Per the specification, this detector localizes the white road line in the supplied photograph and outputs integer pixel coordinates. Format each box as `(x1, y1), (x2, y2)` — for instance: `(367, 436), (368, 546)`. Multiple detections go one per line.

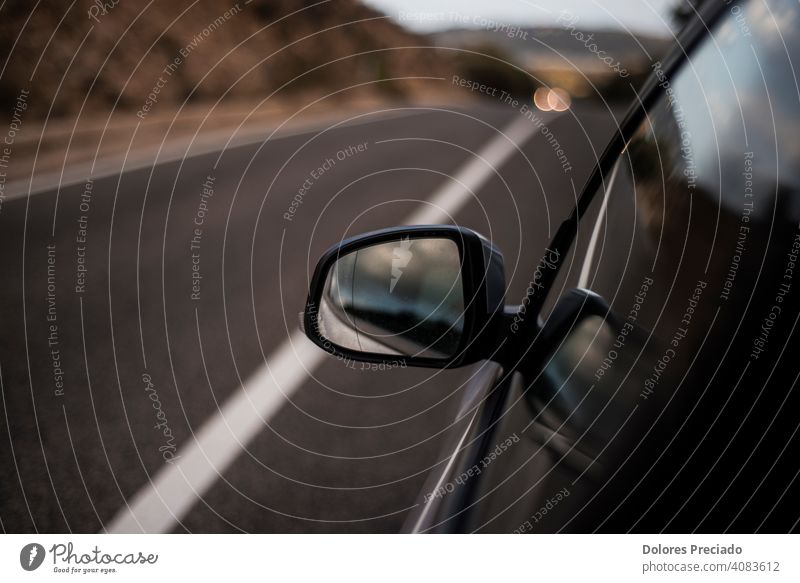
(405, 116), (538, 225)
(106, 329), (324, 534)
(105, 114), (538, 533)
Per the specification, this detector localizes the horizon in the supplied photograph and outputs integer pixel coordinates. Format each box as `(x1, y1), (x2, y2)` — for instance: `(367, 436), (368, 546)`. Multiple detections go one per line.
(362, 0), (681, 37)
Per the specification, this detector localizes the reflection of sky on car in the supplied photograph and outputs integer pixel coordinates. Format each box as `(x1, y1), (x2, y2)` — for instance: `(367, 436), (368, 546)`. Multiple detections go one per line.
(637, 0), (800, 219)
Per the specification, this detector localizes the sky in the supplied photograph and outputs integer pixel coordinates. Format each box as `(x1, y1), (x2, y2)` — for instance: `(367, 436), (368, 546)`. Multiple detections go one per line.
(361, 0), (682, 37)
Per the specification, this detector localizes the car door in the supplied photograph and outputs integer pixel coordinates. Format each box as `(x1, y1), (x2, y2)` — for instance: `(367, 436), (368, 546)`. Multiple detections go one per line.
(410, 0), (800, 533)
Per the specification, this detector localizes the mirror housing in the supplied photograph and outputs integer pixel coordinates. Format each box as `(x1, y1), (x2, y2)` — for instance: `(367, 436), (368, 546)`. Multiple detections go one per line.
(303, 225), (506, 368)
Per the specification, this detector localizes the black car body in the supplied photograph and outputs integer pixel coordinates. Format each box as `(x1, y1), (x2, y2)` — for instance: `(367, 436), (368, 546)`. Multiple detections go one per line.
(400, 0), (800, 533)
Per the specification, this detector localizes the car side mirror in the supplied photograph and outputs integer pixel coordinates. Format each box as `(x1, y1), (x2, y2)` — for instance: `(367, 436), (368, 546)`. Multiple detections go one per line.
(303, 225), (506, 368)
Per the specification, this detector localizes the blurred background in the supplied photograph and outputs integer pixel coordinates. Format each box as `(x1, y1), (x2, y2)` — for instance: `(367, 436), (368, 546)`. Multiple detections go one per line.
(0, 0), (694, 182)
(0, 0), (699, 533)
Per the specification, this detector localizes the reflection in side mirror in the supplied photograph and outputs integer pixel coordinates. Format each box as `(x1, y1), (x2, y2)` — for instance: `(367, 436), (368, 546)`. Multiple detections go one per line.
(304, 226), (506, 368)
(320, 238), (464, 359)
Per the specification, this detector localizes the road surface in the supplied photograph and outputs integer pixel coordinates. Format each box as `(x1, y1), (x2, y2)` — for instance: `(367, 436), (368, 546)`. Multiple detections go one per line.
(0, 102), (618, 533)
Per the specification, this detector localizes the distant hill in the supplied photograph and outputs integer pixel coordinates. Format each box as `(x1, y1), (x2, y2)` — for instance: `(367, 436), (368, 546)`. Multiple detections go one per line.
(0, 0), (457, 120)
(0, 1), (677, 124)
(435, 26), (673, 75)
(434, 26), (674, 101)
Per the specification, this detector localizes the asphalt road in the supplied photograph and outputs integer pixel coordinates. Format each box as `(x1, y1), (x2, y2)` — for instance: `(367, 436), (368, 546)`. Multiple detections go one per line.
(0, 102), (619, 533)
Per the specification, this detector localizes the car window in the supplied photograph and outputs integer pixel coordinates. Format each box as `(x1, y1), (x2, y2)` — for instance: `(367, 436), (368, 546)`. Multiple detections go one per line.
(525, 0), (800, 531)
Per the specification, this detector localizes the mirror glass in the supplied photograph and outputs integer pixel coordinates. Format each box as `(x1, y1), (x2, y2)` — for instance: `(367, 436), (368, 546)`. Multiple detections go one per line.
(317, 237), (465, 359)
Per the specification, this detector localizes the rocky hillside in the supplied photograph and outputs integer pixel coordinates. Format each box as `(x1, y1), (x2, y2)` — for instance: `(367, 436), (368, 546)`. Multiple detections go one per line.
(0, 0), (456, 120)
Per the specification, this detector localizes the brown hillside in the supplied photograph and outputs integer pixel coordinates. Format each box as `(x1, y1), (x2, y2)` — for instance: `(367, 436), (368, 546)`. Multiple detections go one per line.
(0, 0), (456, 120)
